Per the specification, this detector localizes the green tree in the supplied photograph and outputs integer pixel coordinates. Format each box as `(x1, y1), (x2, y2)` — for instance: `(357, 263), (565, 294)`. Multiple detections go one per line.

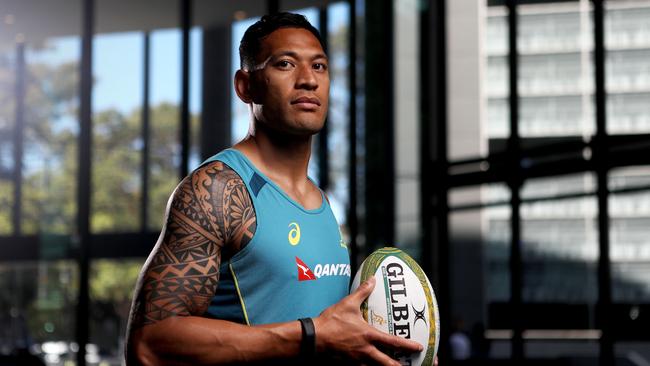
(0, 45), (198, 347)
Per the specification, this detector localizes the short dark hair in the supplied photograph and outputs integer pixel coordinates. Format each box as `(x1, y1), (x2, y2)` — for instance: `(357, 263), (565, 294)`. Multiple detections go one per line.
(239, 12), (325, 71)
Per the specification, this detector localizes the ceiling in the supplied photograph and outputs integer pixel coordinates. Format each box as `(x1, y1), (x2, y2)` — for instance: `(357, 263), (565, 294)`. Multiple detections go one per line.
(0, 0), (340, 52)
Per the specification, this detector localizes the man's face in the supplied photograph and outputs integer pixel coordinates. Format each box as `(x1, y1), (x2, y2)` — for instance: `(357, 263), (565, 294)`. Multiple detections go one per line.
(248, 27), (329, 136)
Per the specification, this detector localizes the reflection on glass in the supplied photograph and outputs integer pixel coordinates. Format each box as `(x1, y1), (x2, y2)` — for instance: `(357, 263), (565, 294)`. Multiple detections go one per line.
(450, 183), (510, 209)
(0, 261), (78, 360)
(0, 182), (11, 235)
(189, 27), (203, 171)
(517, 1), (595, 137)
(92, 32), (143, 233)
(148, 29), (182, 231)
(22, 37), (80, 235)
(524, 340), (599, 360)
(450, 202), (510, 358)
(615, 342), (650, 364)
(521, 173), (596, 200)
(521, 196), (598, 303)
(449, 188), (512, 305)
(326, 2), (351, 228)
(609, 167), (650, 303)
(606, 1), (650, 134)
(0, 49), (14, 234)
(90, 259), (144, 364)
(485, 5), (510, 139)
(484, 205), (512, 303)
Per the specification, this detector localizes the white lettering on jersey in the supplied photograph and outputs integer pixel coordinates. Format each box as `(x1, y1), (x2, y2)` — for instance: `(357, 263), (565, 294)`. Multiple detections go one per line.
(313, 263), (351, 278)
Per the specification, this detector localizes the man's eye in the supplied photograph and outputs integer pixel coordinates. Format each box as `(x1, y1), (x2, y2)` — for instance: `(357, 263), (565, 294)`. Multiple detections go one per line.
(277, 60), (293, 69)
(313, 63), (328, 71)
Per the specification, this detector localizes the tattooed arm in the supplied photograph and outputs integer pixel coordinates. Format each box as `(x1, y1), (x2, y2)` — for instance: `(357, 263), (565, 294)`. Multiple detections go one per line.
(126, 161), (299, 365)
(126, 161), (422, 366)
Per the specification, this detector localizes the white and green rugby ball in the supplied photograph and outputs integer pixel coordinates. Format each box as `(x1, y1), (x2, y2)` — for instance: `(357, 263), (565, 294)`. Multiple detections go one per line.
(351, 247), (440, 366)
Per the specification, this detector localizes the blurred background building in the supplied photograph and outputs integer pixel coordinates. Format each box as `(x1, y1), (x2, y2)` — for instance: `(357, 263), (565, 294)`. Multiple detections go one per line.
(0, 0), (648, 365)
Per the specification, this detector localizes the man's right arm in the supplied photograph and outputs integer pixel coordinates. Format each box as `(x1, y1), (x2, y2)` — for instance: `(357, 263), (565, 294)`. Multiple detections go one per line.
(126, 161), (422, 366)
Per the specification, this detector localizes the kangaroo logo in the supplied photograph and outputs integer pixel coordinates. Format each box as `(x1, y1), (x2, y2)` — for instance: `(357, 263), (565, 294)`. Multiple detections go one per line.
(288, 222), (301, 246)
(295, 257), (316, 281)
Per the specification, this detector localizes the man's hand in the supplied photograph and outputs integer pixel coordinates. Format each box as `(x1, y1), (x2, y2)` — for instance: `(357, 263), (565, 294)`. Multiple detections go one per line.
(313, 277), (424, 366)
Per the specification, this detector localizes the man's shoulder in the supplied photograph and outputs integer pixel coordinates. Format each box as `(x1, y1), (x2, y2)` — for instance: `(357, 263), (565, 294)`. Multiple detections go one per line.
(189, 158), (242, 187)
(167, 158), (246, 212)
(185, 154), (257, 252)
(167, 156), (256, 248)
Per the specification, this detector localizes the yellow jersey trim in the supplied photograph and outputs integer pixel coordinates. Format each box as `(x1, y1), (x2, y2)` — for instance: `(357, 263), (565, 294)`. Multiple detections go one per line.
(229, 263), (251, 326)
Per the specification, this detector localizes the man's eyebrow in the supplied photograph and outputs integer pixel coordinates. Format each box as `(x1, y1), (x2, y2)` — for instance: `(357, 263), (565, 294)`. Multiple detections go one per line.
(271, 50), (329, 61)
(253, 51), (328, 71)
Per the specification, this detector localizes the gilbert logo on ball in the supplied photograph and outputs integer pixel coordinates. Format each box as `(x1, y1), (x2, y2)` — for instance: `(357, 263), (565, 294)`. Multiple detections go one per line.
(351, 247), (440, 366)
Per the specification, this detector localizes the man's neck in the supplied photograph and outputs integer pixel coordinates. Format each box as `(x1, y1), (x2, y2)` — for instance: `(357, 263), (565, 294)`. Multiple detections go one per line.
(234, 124), (313, 189)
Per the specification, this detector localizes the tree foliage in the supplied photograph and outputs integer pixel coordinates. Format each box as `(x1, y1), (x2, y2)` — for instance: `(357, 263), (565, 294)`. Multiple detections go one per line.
(0, 50), (190, 345)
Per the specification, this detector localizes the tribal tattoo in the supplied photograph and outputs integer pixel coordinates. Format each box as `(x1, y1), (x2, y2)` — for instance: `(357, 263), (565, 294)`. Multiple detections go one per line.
(130, 161), (257, 329)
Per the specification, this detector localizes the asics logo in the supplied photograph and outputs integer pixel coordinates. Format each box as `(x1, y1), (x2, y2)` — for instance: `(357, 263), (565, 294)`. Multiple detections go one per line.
(288, 222), (301, 246)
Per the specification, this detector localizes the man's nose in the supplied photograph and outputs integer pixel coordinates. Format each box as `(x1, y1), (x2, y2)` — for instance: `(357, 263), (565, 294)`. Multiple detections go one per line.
(295, 64), (318, 90)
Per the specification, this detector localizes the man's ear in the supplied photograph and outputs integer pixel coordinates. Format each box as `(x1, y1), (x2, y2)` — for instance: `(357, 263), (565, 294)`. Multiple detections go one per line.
(234, 70), (253, 104)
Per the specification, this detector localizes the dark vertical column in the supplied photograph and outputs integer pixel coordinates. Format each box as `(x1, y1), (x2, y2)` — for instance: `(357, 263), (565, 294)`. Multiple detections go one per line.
(12, 42), (25, 236)
(267, 0), (280, 15)
(76, 0), (94, 365)
(141, 32), (150, 232)
(364, 0), (394, 252)
(179, 0), (191, 179)
(201, 26), (232, 159)
(593, 0), (613, 364)
(421, 0), (450, 364)
(318, 8), (330, 191)
(506, 0), (523, 360)
(348, 0), (359, 269)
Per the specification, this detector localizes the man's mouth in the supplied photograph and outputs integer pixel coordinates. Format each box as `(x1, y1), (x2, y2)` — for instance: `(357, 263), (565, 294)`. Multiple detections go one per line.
(291, 96), (321, 107)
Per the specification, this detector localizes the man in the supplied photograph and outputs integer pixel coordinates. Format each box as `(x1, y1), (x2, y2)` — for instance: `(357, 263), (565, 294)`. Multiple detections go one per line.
(126, 13), (424, 365)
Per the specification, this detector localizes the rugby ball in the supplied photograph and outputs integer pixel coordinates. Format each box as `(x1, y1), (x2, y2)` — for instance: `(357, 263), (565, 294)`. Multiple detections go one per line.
(351, 247), (440, 366)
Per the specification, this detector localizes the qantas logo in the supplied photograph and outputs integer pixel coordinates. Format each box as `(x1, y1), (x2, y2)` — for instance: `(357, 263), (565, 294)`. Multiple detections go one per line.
(295, 257), (316, 281)
(295, 257), (351, 281)
(314, 263), (351, 278)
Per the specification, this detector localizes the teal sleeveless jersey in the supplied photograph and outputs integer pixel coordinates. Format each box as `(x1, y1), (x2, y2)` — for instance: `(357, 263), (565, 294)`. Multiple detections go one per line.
(202, 149), (351, 325)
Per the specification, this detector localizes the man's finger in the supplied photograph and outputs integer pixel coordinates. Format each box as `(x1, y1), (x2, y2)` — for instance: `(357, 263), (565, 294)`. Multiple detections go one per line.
(370, 329), (423, 353)
(349, 276), (376, 304)
(366, 347), (401, 366)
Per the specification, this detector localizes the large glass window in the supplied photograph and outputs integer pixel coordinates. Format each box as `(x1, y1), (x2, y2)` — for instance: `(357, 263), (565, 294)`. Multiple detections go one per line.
(518, 2), (595, 138)
(605, 1), (650, 134)
(0, 49), (14, 235)
(22, 37), (80, 236)
(327, 2), (352, 230)
(604, 4), (650, 361)
(148, 28), (182, 231)
(445, 0), (650, 362)
(485, 5), (510, 141)
(0, 0), (82, 361)
(0, 261), (78, 363)
(1, 1), (361, 365)
(91, 31), (143, 233)
(89, 259), (143, 364)
(449, 184), (512, 322)
(609, 167), (650, 303)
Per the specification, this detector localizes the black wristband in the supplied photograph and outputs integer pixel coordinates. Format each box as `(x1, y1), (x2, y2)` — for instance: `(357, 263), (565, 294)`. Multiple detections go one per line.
(298, 317), (316, 359)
